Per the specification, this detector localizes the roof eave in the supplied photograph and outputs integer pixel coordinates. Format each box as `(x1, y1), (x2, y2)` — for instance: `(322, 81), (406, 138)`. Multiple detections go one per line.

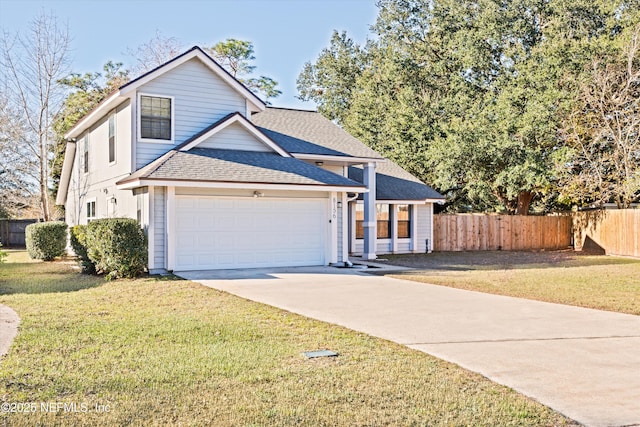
(292, 153), (386, 165)
(55, 141), (76, 205)
(116, 178), (367, 193)
(64, 92), (125, 139)
(364, 198), (446, 204)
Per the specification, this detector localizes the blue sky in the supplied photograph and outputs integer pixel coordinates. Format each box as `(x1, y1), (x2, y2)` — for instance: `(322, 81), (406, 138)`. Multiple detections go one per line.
(0, 0), (378, 109)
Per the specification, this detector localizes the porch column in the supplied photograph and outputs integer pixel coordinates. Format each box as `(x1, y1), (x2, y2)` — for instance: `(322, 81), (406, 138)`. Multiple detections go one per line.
(363, 162), (377, 260)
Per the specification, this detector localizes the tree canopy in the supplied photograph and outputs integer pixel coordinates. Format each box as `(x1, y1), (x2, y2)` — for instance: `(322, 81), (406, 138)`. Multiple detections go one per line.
(298, 0), (640, 213)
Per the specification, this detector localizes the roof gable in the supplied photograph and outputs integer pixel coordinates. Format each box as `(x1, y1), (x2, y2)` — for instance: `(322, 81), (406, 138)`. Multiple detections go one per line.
(65, 46), (265, 140)
(119, 46), (265, 111)
(178, 113), (290, 156)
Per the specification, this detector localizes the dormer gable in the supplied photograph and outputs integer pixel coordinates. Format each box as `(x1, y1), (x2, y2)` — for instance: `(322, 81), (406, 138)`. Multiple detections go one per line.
(178, 112), (290, 157)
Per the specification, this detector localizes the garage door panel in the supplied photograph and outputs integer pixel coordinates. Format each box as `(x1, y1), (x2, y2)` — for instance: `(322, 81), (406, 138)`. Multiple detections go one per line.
(175, 197), (327, 271)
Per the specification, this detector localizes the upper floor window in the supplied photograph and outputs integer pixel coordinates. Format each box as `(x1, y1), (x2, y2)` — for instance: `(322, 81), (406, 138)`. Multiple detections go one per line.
(83, 135), (89, 174)
(108, 114), (116, 163)
(140, 94), (172, 141)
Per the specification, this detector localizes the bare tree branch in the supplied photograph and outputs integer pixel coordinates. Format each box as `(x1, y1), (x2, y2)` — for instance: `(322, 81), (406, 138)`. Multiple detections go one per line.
(0, 12), (70, 220)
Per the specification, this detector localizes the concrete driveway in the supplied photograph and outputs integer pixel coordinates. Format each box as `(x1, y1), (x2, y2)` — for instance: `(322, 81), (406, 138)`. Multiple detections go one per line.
(180, 267), (640, 427)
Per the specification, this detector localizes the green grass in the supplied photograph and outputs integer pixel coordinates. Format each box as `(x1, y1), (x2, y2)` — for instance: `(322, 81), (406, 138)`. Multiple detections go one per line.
(383, 251), (640, 315)
(0, 251), (575, 426)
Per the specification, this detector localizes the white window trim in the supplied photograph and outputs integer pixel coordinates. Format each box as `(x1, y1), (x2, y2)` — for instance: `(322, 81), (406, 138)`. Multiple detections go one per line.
(83, 134), (89, 175)
(108, 113), (117, 166)
(137, 92), (175, 144)
(86, 198), (97, 224)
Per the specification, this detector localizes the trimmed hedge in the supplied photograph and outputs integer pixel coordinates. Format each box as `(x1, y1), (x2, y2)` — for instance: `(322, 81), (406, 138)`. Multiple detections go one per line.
(0, 241), (6, 263)
(25, 221), (68, 261)
(86, 218), (147, 280)
(69, 225), (96, 274)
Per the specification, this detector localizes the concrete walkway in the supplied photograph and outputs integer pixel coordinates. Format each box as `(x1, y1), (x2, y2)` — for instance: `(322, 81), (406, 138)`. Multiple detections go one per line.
(0, 304), (19, 358)
(180, 267), (640, 427)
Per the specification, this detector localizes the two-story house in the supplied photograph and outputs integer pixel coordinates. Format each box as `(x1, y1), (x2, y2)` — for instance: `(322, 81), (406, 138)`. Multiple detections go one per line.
(56, 46), (444, 273)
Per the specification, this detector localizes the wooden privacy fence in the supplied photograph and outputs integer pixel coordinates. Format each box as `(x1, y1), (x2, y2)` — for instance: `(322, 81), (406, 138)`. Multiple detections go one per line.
(573, 209), (640, 258)
(0, 219), (38, 247)
(433, 214), (573, 252)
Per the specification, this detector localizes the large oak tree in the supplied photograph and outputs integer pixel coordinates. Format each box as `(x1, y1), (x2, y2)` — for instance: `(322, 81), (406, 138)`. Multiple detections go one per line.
(298, 0), (639, 214)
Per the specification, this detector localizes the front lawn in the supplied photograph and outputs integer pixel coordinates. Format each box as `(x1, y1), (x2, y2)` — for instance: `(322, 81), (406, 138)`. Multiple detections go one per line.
(382, 250), (640, 315)
(0, 251), (574, 426)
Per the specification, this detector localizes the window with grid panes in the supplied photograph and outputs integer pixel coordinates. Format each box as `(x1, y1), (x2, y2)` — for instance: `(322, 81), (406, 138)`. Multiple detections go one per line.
(140, 96), (171, 140)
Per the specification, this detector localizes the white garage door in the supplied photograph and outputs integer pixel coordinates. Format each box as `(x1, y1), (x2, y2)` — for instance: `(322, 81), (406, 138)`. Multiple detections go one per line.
(175, 196), (328, 271)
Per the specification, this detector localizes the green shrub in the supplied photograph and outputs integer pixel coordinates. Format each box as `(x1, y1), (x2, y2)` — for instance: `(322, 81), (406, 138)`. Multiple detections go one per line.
(25, 221), (68, 261)
(69, 224), (96, 274)
(0, 241), (6, 263)
(86, 218), (147, 280)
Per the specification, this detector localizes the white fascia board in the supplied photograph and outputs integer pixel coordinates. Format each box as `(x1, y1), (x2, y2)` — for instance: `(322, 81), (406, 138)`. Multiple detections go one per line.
(179, 114), (290, 157)
(65, 93), (125, 139)
(376, 200), (431, 204)
(293, 153), (387, 164)
(55, 141), (76, 205)
(117, 179), (367, 194)
(377, 199), (446, 204)
(119, 49), (265, 112)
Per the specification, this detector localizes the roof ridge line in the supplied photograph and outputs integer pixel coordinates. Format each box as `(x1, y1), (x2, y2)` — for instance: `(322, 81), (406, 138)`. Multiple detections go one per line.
(264, 106), (318, 113)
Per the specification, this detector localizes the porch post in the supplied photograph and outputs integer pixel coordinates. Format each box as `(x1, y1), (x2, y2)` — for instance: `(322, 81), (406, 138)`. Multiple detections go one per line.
(363, 162), (377, 260)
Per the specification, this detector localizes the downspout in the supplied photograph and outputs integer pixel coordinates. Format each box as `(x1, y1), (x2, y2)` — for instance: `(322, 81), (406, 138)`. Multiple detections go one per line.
(343, 192), (360, 267)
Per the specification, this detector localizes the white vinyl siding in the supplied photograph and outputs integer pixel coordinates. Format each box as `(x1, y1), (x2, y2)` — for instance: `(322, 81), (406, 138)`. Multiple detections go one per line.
(416, 203), (432, 253)
(154, 187), (166, 269)
(397, 240), (412, 252)
(196, 122), (270, 152)
(136, 58), (246, 168)
(64, 100), (133, 227)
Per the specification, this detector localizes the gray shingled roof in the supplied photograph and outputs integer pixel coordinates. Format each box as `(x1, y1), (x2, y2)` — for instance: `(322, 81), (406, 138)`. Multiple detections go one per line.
(348, 167), (444, 200)
(252, 108), (384, 159)
(252, 108), (444, 200)
(120, 148), (364, 188)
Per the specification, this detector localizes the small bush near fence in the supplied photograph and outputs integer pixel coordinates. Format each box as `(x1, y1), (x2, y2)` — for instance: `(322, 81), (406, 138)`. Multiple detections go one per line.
(0, 241), (6, 263)
(25, 222), (68, 261)
(69, 225), (96, 274)
(86, 218), (147, 280)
